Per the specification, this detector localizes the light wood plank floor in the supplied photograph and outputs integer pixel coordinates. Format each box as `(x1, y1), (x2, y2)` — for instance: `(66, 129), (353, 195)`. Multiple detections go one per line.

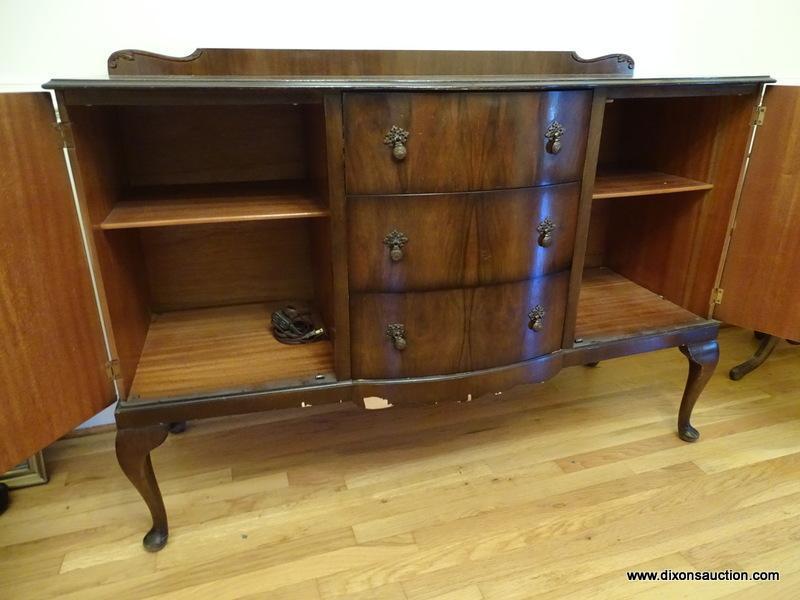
(1, 327), (799, 599)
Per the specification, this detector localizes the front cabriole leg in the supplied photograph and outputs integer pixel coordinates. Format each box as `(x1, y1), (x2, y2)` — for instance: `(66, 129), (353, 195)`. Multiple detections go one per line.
(115, 423), (170, 551)
(677, 340), (719, 443)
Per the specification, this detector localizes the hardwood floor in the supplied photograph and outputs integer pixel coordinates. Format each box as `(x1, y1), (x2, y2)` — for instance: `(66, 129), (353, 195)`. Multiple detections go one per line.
(2, 327), (799, 599)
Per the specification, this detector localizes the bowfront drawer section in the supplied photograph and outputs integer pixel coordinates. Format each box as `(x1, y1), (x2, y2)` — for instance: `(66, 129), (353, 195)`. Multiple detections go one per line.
(351, 288), (469, 379)
(474, 183), (579, 285)
(348, 192), (474, 292)
(348, 184), (579, 292)
(350, 272), (569, 379)
(468, 271), (568, 371)
(344, 91), (591, 194)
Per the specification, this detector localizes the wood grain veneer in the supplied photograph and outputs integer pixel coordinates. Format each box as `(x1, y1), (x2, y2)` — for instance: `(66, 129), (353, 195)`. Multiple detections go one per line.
(128, 303), (335, 402)
(65, 103), (152, 397)
(343, 91), (591, 194)
(318, 94), (352, 379)
(348, 191), (473, 292)
(596, 94), (757, 313)
(576, 268), (706, 343)
(106, 48), (635, 77)
(592, 169), (713, 199)
(348, 185), (578, 292)
(100, 181), (328, 229)
(714, 86), (800, 340)
(0, 93), (112, 471)
(118, 104), (310, 186)
(350, 273), (568, 378)
(140, 220), (316, 312)
(475, 185), (578, 285)
(561, 89), (607, 349)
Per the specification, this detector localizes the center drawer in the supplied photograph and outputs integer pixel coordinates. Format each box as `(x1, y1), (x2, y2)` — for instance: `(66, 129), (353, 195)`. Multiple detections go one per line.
(348, 183), (579, 292)
(344, 91), (591, 194)
(350, 272), (569, 379)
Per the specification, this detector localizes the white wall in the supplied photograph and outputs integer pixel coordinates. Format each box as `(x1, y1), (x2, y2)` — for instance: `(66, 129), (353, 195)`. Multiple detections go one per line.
(3, 0), (798, 428)
(2, 0), (800, 86)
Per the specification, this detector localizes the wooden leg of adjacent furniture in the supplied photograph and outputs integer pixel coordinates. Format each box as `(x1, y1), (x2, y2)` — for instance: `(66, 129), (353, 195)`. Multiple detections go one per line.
(729, 334), (779, 381)
(115, 424), (170, 552)
(677, 340), (719, 443)
(168, 421), (187, 434)
(0, 482), (8, 515)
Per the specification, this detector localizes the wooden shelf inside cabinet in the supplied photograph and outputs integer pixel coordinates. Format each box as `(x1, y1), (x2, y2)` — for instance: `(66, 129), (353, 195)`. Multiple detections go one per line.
(576, 268), (707, 343)
(592, 170), (713, 200)
(127, 303), (335, 402)
(101, 181), (328, 230)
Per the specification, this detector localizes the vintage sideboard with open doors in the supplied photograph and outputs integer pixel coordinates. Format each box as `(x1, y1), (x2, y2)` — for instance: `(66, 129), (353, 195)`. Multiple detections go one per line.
(1, 49), (798, 551)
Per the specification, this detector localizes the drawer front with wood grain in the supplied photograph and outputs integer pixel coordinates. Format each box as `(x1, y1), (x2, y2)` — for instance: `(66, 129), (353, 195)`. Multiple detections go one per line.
(348, 184), (580, 292)
(348, 191), (474, 292)
(350, 287), (469, 379)
(344, 91), (592, 194)
(474, 183), (579, 286)
(350, 272), (569, 379)
(468, 271), (569, 371)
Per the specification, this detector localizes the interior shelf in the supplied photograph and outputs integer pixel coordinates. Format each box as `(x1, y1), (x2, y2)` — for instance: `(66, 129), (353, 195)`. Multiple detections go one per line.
(128, 303), (335, 402)
(592, 169), (713, 200)
(576, 268), (707, 343)
(101, 181), (329, 230)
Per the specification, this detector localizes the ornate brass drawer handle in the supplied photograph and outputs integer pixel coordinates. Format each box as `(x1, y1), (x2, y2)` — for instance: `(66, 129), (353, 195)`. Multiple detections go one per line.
(386, 323), (407, 350)
(528, 305), (545, 332)
(383, 230), (409, 262)
(544, 120), (565, 154)
(383, 125), (409, 160)
(537, 217), (556, 248)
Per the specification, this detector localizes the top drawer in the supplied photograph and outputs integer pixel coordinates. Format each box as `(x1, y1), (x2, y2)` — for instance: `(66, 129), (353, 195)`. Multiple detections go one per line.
(344, 91), (591, 195)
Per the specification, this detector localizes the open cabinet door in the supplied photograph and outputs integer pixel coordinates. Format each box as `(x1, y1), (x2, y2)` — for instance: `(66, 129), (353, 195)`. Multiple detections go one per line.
(0, 93), (113, 472)
(713, 86), (800, 341)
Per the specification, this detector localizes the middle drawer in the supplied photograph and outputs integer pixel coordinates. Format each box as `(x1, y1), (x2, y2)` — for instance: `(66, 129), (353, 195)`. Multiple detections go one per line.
(348, 183), (579, 292)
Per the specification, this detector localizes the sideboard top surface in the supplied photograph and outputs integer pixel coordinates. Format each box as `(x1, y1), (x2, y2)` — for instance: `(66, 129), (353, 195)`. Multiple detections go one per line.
(44, 74), (773, 90)
(43, 48), (773, 92)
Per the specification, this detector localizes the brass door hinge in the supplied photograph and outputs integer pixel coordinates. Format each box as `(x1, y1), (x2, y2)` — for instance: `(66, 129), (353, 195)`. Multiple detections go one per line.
(56, 122), (74, 149)
(712, 288), (724, 305)
(753, 105), (766, 126)
(105, 359), (122, 381)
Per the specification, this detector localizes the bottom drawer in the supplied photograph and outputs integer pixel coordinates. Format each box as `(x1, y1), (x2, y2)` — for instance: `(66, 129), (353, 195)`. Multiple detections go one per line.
(350, 272), (569, 379)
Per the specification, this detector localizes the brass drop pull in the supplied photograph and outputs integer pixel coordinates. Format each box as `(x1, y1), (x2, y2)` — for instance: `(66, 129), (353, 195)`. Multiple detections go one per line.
(383, 230), (408, 262)
(537, 218), (556, 248)
(528, 305), (545, 332)
(383, 125), (409, 160)
(386, 323), (407, 350)
(544, 120), (565, 154)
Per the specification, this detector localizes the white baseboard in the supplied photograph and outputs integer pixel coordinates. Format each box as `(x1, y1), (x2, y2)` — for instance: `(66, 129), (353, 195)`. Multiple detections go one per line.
(76, 404), (116, 429)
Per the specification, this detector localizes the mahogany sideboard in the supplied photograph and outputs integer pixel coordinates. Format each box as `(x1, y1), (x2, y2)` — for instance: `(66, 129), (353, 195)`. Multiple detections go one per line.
(2, 49), (798, 551)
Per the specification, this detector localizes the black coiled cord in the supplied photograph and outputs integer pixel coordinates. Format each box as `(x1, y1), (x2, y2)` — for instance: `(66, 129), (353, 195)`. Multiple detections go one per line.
(271, 305), (326, 345)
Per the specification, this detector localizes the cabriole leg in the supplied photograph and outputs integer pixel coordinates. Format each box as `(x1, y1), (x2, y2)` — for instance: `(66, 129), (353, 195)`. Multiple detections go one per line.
(115, 424), (170, 551)
(729, 334), (779, 381)
(677, 340), (719, 443)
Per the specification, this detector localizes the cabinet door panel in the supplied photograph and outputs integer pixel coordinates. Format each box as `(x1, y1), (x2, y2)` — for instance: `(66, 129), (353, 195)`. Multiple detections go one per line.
(714, 86), (800, 340)
(0, 93), (112, 472)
